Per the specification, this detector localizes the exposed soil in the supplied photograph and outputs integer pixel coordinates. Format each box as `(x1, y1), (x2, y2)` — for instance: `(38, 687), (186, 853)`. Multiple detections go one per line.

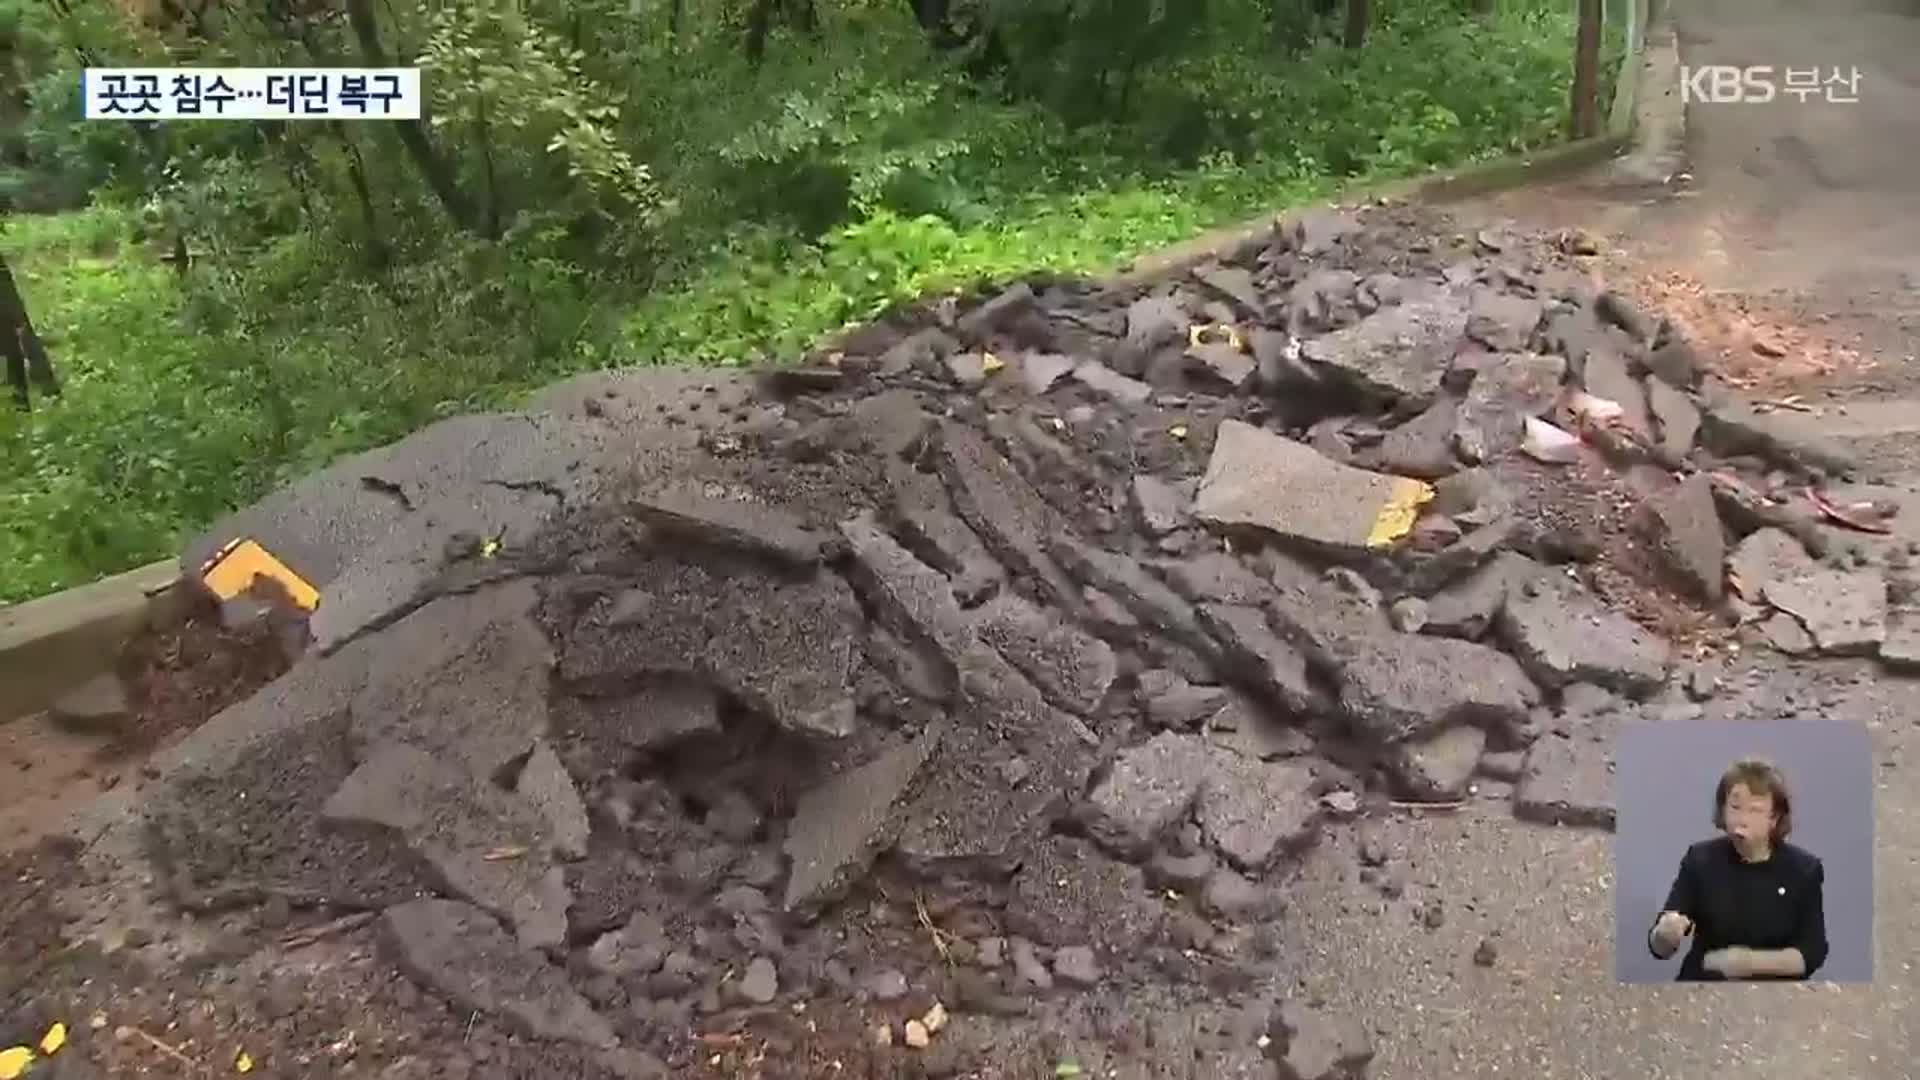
(0, 592), (292, 854)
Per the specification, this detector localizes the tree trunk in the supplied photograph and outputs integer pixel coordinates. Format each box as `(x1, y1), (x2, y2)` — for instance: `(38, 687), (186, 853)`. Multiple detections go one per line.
(476, 95), (501, 240)
(670, 0), (685, 37)
(789, 0), (819, 36)
(343, 0), (485, 237)
(331, 122), (391, 271)
(1, 251), (58, 410)
(1343, 0), (1369, 48)
(1570, 0), (1603, 137)
(1473, 0), (1496, 16)
(745, 0), (775, 63)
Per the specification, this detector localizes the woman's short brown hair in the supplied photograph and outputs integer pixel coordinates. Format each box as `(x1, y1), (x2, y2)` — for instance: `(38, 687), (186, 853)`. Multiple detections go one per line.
(1712, 757), (1793, 844)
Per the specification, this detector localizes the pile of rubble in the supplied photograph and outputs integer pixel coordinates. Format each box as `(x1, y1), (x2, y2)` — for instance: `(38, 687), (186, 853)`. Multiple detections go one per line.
(117, 203), (1913, 1078)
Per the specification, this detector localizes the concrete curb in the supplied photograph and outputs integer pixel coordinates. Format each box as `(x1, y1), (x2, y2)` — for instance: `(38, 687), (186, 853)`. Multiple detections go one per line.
(0, 560), (184, 724)
(1119, 0), (1659, 287)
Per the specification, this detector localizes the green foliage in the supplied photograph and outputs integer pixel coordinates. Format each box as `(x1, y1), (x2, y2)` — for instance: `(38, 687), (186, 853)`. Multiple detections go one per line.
(0, 0), (1586, 602)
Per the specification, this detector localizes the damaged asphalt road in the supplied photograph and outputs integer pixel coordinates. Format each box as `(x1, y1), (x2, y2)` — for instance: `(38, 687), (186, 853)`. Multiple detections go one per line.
(26, 198), (1920, 1080)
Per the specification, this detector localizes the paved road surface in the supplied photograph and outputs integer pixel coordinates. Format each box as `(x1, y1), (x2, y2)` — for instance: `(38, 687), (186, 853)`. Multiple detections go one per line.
(1297, 0), (1920, 1076)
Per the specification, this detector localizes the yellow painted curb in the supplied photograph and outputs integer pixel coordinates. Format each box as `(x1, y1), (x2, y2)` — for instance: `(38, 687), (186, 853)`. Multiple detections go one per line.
(1366, 477), (1436, 550)
(200, 538), (320, 612)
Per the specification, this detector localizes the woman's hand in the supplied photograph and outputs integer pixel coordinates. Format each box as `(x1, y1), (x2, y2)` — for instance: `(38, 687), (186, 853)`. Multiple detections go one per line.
(1703, 947), (1758, 978)
(1651, 911), (1693, 955)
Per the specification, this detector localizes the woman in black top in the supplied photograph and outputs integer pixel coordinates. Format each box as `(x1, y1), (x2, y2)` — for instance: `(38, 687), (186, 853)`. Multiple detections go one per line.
(1646, 757), (1829, 981)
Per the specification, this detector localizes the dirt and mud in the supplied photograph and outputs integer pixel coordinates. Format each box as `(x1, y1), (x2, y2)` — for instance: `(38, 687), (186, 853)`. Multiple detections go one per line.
(3, 195), (1916, 1080)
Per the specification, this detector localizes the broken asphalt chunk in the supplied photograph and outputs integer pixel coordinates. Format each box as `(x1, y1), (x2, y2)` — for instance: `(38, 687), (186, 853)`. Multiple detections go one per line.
(515, 740), (590, 862)
(1497, 573), (1670, 695)
(382, 899), (616, 1049)
(1010, 836), (1163, 951)
(566, 559), (860, 740)
(1196, 751), (1318, 874)
(1298, 284), (1468, 407)
(971, 589), (1118, 716)
(1052, 537), (1221, 666)
(1081, 732), (1215, 858)
(325, 744), (570, 948)
(1337, 633), (1539, 745)
(1072, 360), (1155, 405)
(887, 460), (1006, 605)
(630, 482), (827, 572)
(1636, 474), (1727, 602)
(783, 727), (941, 912)
(937, 420), (1083, 611)
(1763, 568), (1887, 656)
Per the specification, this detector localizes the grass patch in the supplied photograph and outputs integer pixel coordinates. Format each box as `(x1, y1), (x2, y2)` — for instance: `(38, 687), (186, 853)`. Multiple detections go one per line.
(1, 0), (1593, 603)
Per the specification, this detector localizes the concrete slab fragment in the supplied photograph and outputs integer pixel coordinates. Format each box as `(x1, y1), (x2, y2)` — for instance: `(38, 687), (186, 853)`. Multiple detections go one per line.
(1727, 528), (1818, 604)
(1194, 420), (1432, 558)
(1423, 551), (1546, 640)
(1457, 352), (1565, 458)
(516, 740), (590, 862)
(1465, 288), (1546, 352)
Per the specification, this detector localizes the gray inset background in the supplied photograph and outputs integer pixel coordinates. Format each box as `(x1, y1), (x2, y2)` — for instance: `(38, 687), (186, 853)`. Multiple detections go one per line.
(1614, 717), (1874, 983)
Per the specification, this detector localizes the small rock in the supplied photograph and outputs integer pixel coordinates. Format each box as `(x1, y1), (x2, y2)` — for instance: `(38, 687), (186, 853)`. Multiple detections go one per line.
(866, 969), (910, 1003)
(1052, 945), (1101, 988)
(1148, 849), (1217, 891)
(903, 1020), (931, 1049)
(1271, 1001), (1375, 1080)
(1073, 361), (1154, 406)
(1473, 937), (1499, 967)
(1477, 750), (1525, 781)
(1132, 474), (1191, 537)
(974, 937), (1006, 969)
(1020, 352), (1077, 394)
(1389, 597), (1429, 633)
(1358, 830), (1388, 867)
(1010, 939), (1053, 993)
(734, 956), (779, 1006)
(48, 672), (132, 733)
(1881, 613), (1920, 673)
(1201, 869), (1281, 920)
(873, 1023), (895, 1048)
(1420, 900), (1446, 929)
(1392, 725), (1487, 801)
